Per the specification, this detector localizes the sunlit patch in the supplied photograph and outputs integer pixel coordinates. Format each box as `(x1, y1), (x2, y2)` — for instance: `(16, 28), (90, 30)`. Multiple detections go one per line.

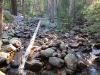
(87, 53), (97, 65)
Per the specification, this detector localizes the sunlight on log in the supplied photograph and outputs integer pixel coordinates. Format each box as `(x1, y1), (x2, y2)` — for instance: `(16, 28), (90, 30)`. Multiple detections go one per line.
(18, 20), (41, 75)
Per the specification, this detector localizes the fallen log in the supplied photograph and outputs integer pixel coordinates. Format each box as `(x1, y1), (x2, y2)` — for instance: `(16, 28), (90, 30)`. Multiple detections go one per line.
(18, 20), (41, 75)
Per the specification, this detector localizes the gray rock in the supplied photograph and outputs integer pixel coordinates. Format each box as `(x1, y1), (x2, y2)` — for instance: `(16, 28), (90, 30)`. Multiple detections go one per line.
(9, 37), (22, 47)
(2, 32), (11, 39)
(94, 43), (100, 49)
(25, 59), (43, 71)
(8, 68), (18, 75)
(52, 52), (58, 57)
(65, 67), (75, 75)
(60, 42), (66, 50)
(2, 39), (9, 44)
(41, 48), (54, 57)
(10, 51), (24, 68)
(42, 70), (56, 75)
(81, 68), (89, 75)
(49, 57), (64, 68)
(57, 53), (61, 58)
(61, 52), (66, 58)
(77, 60), (87, 70)
(69, 42), (79, 48)
(26, 70), (34, 75)
(8, 32), (14, 37)
(64, 53), (78, 70)
(0, 71), (6, 75)
(61, 69), (67, 75)
(16, 33), (25, 38)
(4, 44), (16, 52)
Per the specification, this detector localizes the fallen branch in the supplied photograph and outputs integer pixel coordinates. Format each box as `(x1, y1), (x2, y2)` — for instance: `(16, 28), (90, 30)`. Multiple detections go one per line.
(18, 20), (41, 75)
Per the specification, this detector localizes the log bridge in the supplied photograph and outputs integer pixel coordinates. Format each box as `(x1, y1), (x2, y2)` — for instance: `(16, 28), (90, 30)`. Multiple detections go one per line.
(18, 20), (41, 75)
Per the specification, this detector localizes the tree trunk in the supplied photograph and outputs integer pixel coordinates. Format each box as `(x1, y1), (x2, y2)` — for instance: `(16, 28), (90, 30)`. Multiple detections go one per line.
(51, 0), (54, 23)
(10, 0), (17, 16)
(47, 0), (55, 23)
(47, 0), (51, 20)
(69, 0), (75, 21)
(22, 0), (25, 17)
(0, 0), (3, 50)
(54, 0), (57, 16)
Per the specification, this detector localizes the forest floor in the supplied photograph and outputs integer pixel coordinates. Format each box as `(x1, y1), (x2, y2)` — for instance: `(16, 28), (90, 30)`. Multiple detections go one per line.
(0, 12), (100, 75)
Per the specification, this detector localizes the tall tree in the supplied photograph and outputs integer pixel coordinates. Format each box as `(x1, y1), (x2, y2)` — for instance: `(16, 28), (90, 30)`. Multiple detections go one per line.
(51, 0), (54, 23)
(47, 0), (55, 23)
(0, 0), (3, 50)
(22, 0), (25, 17)
(10, 0), (17, 15)
(69, 0), (75, 20)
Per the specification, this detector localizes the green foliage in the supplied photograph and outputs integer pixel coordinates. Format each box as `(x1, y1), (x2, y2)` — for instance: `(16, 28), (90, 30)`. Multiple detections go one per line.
(3, 0), (10, 10)
(3, 13), (14, 23)
(74, 0), (85, 24)
(83, 2), (100, 23)
(83, 23), (100, 34)
(82, 1), (100, 34)
(17, 7), (22, 13)
(56, 0), (71, 32)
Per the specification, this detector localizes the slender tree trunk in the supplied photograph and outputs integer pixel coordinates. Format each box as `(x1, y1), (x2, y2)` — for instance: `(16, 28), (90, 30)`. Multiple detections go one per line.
(54, 0), (57, 16)
(51, 0), (54, 23)
(22, 0), (25, 17)
(10, 0), (17, 16)
(69, 0), (75, 21)
(47, 0), (55, 23)
(0, 0), (3, 50)
(47, 0), (51, 20)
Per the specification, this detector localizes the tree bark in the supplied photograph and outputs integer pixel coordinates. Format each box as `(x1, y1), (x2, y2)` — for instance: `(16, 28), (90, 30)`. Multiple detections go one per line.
(22, 0), (25, 17)
(69, 0), (75, 21)
(51, 0), (54, 23)
(0, 0), (3, 50)
(10, 0), (17, 16)
(47, 0), (55, 23)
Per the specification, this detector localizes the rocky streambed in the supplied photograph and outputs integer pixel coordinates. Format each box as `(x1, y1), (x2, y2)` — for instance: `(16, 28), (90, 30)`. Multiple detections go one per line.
(0, 12), (100, 75)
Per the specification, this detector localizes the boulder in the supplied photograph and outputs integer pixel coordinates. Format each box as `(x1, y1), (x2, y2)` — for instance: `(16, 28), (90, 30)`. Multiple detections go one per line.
(42, 70), (56, 75)
(25, 59), (43, 71)
(10, 50), (24, 68)
(8, 68), (18, 75)
(4, 44), (16, 52)
(49, 57), (64, 68)
(77, 60), (87, 70)
(2, 32), (11, 39)
(41, 48), (54, 57)
(69, 42), (79, 48)
(9, 37), (22, 47)
(61, 69), (67, 75)
(65, 67), (75, 75)
(64, 53), (78, 70)
(60, 42), (66, 50)
(8, 32), (14, 37)
(26, 70), (34, 75)
(94, 43), (100, 49)
(2, 39), (9, 44)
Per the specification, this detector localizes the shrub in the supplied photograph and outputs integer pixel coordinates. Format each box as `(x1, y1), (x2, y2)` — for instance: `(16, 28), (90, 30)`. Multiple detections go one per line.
(56, 0), (71, 32)
(3, 13), (14, 23)
(82, 1), (100, 35)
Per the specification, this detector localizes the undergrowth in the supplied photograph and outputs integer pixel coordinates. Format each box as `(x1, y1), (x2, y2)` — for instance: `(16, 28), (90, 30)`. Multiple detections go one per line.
(3, 13), (14, 23)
